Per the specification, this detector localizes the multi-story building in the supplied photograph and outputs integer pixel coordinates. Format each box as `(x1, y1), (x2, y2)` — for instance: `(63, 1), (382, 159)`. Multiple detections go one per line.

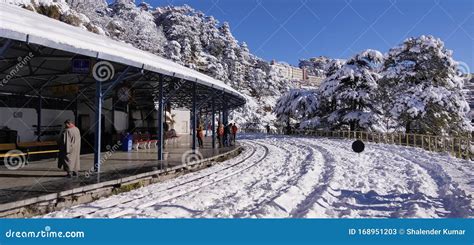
(270, 60), (324, 87)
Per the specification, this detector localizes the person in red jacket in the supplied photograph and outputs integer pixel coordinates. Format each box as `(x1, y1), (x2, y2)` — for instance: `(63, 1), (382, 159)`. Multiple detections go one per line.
(197, 124), (204, 148)
(231, 123), (238, 145)
(217, 123), (224, 148)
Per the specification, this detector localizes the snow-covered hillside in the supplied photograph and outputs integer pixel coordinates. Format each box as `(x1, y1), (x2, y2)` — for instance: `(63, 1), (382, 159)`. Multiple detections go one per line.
(6, 0), (296, 128)
(44, 134), (473, 218)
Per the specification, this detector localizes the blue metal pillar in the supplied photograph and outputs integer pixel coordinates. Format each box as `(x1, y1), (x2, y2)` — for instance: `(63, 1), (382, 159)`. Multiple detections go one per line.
(111, 96), (115, 132)
(157, 75), (164, 162)
(94, 79), (103, 173)
(211, 99), (216, 149)
(223, 101), (228, 126)
(36, 91), (42, 142)
(93, 65), (131, 173)
(74, 93), (79, 127)
(192, 82), (197, 150)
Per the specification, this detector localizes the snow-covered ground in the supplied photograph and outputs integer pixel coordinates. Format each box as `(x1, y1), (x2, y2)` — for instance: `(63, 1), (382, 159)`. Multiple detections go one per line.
(44, 134), (473, 218)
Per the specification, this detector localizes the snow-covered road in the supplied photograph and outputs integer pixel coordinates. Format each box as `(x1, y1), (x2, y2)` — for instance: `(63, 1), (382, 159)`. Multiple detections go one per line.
(45, 134), (473, 218)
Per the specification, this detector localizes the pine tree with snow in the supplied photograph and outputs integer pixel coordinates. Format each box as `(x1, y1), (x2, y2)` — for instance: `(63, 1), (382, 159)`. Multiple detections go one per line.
(318, 49), (384, 131)
(273, 89), (319, 130)
(165, 40), (182, 63)
(325, 59), (345, 77)
(380, 35), (471, 135)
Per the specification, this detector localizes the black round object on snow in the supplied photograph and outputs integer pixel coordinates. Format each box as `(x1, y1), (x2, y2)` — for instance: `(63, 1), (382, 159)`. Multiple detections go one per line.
(352, 140), (365, 153)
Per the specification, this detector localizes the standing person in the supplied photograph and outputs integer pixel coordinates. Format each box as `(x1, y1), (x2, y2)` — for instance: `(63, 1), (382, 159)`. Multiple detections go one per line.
(163, 121), (169, 148)
(231, 123), (238, 144)
(266, 124), (271, 134)
(197, 124), (204, 148)
(217, 123), (224, 148)
(224, 123), (231, 147)
(58, 120), (81, 178)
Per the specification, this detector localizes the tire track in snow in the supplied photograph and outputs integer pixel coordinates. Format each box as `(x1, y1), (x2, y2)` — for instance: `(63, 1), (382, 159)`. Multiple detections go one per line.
(167, 137), (308, 217)
(300, 138), (441, 218)
(196, 138), (300, 217)
(289, 141), (337, 218)
(299, 137), (472, 218)
(230, 139), (319, 217)
(368, 143), (474, 217)
(45, 134), (473, 218)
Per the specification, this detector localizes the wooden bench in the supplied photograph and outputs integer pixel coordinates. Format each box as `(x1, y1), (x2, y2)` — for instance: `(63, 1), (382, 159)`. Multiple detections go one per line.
(0, 141), (59, 165)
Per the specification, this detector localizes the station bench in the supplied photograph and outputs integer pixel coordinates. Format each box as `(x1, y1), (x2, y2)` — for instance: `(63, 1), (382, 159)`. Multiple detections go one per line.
(132, 134), (158, 151)
(131, 132), (180, 151)
(0, 141), (59, 165)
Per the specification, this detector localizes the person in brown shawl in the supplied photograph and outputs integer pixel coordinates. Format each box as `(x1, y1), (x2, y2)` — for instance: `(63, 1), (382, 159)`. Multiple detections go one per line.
(58, 120), (81, 178)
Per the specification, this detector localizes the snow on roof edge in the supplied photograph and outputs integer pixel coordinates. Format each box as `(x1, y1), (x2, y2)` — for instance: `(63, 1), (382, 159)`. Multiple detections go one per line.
(0, 3), (246, 105)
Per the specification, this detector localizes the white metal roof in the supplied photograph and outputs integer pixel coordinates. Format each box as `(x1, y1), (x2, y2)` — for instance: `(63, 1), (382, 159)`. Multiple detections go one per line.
(0, 3), (246, 104)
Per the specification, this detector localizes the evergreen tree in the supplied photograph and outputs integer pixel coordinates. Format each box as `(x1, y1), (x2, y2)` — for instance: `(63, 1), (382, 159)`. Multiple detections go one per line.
(380, 35), (471, 135)
(318, 49), (384, 131)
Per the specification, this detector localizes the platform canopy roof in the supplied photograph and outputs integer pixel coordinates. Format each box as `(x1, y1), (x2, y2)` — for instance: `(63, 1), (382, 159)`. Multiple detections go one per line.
(0, 3), (246, 111)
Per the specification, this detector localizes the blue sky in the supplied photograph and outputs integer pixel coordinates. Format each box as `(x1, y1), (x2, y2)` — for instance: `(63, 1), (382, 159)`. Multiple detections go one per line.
(134, 0), (473, 70)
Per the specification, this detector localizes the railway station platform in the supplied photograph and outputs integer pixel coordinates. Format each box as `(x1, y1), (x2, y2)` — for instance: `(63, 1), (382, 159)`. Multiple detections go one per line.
(0, 135), (241, 217)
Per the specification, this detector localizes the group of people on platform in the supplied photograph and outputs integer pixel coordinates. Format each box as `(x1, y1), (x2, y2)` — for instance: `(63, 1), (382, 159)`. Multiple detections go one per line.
(56, 119), (241, 178)
(196, 122), (238, 148)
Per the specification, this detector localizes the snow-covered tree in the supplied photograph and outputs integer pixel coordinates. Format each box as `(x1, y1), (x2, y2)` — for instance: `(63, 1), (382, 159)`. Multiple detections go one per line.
(165, 40), (182, 63)
(299, 56), (331, 77)
(318, 49), (384, 131)
(380, 35), (471, 135)
(325, 59), (345, 77)
(273, 89), (319, 126)
(299, 56), (346, 78)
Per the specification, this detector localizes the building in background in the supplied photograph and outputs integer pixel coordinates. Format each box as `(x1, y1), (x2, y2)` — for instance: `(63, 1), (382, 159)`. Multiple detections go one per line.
(270, 60), (324, 87)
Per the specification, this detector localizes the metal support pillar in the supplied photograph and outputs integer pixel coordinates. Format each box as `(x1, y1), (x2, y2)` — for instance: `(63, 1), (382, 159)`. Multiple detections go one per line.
(218, 110), (222, 125)
(223, 101), (228, 126)
(192, 82), (197, 150)
(0, 39), (13, 57)
(94, 79), (103, 173)
(74, 94), (79, 126)
(93, 65), (131, 173)
(157, 75), (164, 162)
(211, 99), (216, 149)
(111, 96), (115, 132)
(36, 92), (42, 142)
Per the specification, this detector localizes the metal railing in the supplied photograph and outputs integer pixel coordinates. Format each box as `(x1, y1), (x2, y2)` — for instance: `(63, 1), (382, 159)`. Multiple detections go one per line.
(241, 128), (472, 160)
